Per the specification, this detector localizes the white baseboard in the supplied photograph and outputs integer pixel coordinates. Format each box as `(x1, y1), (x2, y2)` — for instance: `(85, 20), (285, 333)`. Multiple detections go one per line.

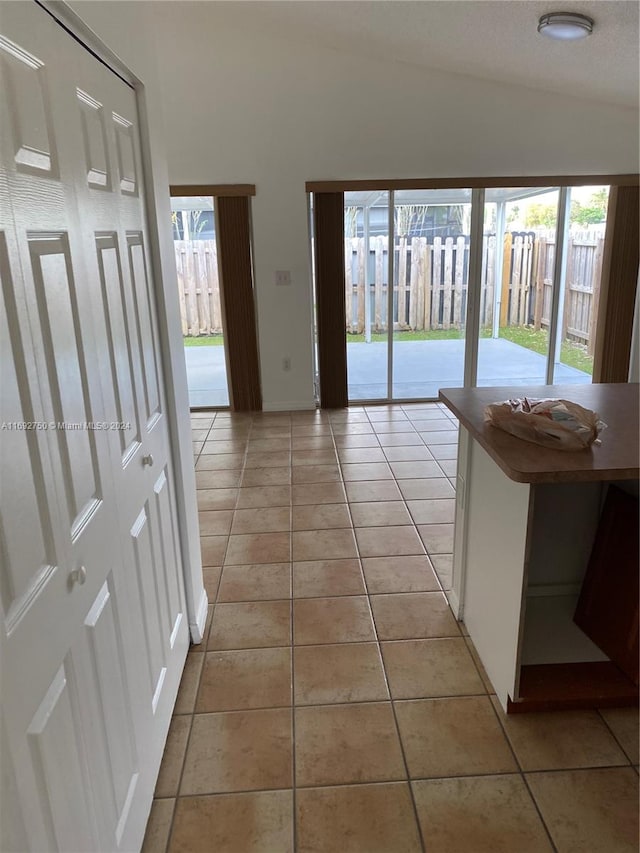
(190, 588), (209, 644)
(447, 588), (462, 620)
(262, 400), (317, 412)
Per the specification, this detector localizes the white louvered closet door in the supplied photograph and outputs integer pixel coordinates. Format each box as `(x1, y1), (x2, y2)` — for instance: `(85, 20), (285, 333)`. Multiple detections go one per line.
(0, 3), (189, 850)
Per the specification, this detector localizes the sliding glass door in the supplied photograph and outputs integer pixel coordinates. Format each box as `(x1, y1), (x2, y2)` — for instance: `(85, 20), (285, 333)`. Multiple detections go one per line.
(171, 195), (230, 407)
(336, 183), (608, 404)
(392, 189), (472, 398)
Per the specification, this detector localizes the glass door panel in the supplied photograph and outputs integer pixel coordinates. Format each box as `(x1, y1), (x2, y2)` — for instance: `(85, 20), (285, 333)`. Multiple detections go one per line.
(345, 190), (390, 401)
(392, 189), (472, 399)
(171, 195), (230, 407)
(478, 188), (559, 387)
(552, 185), (609, 384)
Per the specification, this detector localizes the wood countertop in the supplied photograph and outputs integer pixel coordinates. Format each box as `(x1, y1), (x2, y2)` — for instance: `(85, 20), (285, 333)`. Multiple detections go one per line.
(439, 383), (639, 484)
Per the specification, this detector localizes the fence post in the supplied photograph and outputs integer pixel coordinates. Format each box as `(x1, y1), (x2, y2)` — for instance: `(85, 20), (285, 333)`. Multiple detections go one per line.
(588, 236), (605, 356)
(344, 238), (352, 334)
(175, 243), (189, 335)
(500, 232), (512, 327)
(374, 236), (384, 331)
(561, 236), (575, 340)
(423, 239), (432, 331)
(453, 235), (465, 328)
(356, 237), (365, 334)
(397, 235), (407, 328)
(432, 237), (442, 328)
(533, 237), (545, 330)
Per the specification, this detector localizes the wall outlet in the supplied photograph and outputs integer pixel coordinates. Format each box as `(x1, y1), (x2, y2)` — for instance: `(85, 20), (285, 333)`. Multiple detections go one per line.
(275, 270), (291, 286)
(282, 356), (291, 371)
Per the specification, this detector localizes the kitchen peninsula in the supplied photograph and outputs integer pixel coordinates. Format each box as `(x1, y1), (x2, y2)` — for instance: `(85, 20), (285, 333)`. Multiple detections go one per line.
(440, 383), (639, 712)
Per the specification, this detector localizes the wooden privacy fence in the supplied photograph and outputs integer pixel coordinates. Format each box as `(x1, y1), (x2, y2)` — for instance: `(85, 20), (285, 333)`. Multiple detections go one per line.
(345, 230), (603, 351)
(174, 240), (224, 336)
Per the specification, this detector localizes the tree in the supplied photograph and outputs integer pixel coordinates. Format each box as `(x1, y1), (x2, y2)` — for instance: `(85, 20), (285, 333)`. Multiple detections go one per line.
(571, 189), (608, 226)
(524, 203), (557, 228)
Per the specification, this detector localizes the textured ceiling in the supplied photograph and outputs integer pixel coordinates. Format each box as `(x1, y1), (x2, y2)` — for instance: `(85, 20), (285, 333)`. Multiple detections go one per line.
(193, 0), (639, 108)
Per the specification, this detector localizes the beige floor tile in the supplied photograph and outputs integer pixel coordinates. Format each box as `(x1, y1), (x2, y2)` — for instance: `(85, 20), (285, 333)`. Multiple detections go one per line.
(196, 647), (292, 712)
(291, 436), (335, 450)
(409, 416), (451, 430)
(180, 709), (293, 795)
(527, 767), (639, 853)
(389, 460), (442, 479)
(337, 447), (387, 464)
(235, 485), (291, 509)
(296, 783), (422, 853)
(294, 596), (375, 644)
(191, 428), (210, 441)
(429, 443), (458, 460)
(196, 453), (245, 471)
(371, 422), (415, 434)
(155, 716), (191, 797)
(247, 437), (291, 452)
(202, 566), (222, 599)
(295, 703), (405, 787)
(292, 482), (347, 505)
(599, 707), (640, 763)
(417, 523), (454, 554)
(491, 698), (628, 771)
(292, 424), (332, 436)
(197, 488), (238, 511)
(355, 526), (424, 558)
(293, 559), (365, 597)
(412, 775), (553, 853)
(331, 423), (374, 435)
(174, 652), (205, 715)
(292, 464), (341, 484)
(438, 459), (457, 477)
(142, 798), (175, 853)
(206, 429), (249, 443)
(230, 506), (290, 534)
(241, 467), (291, 487)
(371, 592), (459, 640)
(208, 600), (291, 650)
(250, 427), (291, 440)
(463, 636), (494, 692)
(341, 462), (393, 481)
(420, 430), (458, 445)
(350, 501), (412, 527)
(382, 638), (486, 699)
(292, 450), (338, 466)
(431, 554), (453, 589)
(334, 434), (383, 448)
(361, 555), (439, 593)
(292, 528), (357, 561)
(377, 433), (423, 447)
(344, 480), (403, 502)
(398, 478), (455, 500)
(201, 535), (228, 567)
(201, 440), (247, 455)
(170, 790), (293, 853)
(198, 510), (233, 536)
(196, 469), (242, 490)
(292, 503), (351, 531)
(224, 532), (291, 565)
(294, 643), (388, 705)
(395, 696), (517, 778)
(383, 446), (434, 461)
(407, 499), (455, 525)
(245, 450), (291, 468)
(217, 563), (291, 602)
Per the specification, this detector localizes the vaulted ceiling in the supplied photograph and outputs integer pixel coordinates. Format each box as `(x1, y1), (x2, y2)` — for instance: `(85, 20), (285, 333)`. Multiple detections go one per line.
(193, 1), (639, 109)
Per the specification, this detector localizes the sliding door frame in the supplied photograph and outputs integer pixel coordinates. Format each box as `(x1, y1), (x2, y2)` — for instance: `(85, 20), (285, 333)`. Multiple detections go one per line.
(170, 184), (261, 411)
(311, 174), (638, 406)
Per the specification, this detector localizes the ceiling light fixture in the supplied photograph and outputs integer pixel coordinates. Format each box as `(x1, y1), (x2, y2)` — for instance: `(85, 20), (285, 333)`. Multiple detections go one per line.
(537, 11), (594, 40)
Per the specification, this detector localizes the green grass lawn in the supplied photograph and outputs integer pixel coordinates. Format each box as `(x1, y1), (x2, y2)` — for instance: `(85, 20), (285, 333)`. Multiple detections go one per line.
(497, 326), (593, 375)
(183, 335), (224, 347)
(346, 325), (593, 374)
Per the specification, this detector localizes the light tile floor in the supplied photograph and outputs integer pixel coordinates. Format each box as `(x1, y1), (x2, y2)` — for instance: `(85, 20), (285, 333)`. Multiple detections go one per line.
(144, 404), (639, 853)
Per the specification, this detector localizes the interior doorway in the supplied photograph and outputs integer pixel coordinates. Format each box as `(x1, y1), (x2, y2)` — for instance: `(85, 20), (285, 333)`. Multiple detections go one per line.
(170, 195), (230, 407)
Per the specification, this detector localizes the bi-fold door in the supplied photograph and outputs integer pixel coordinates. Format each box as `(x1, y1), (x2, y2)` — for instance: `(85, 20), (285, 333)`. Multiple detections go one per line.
(0, 3), (188, 850)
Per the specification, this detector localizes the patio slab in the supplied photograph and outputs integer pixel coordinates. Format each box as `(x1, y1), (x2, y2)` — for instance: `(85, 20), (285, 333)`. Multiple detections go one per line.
(183, 338), (590, 408)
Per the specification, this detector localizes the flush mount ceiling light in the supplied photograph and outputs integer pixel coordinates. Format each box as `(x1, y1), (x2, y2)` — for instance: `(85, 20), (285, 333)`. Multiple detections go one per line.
(537, 11), (594, 40)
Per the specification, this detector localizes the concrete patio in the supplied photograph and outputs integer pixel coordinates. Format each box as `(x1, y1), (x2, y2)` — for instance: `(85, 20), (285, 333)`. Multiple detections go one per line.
(184, 338), (590, 407)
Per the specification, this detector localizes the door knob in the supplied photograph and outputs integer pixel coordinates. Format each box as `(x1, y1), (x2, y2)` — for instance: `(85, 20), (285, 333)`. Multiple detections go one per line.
(69, 566), (87, 587)
(142, 454), (154, 467)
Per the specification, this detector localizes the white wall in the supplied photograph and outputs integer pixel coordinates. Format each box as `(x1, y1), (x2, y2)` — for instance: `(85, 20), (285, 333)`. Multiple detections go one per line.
(150, 2), (639, 409)
(67, 0), (207, 641)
